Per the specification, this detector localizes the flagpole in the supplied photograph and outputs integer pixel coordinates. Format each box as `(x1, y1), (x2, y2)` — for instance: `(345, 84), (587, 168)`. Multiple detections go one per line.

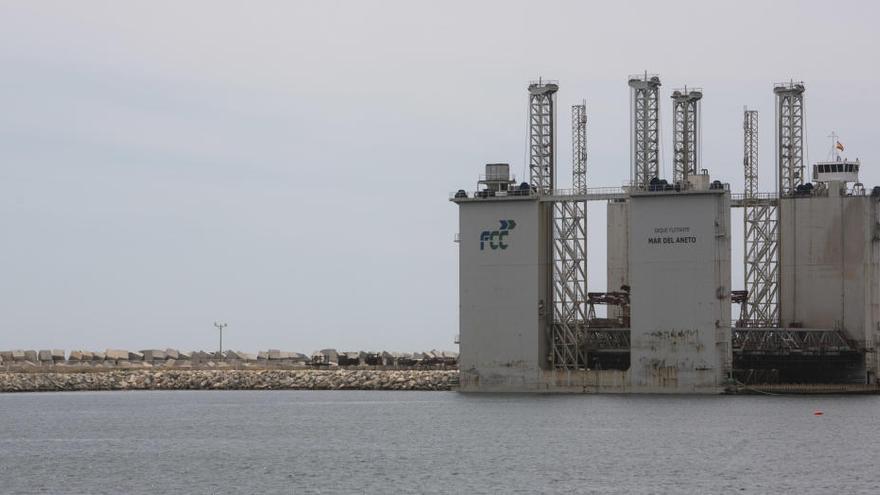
(828, 131), (840, 160)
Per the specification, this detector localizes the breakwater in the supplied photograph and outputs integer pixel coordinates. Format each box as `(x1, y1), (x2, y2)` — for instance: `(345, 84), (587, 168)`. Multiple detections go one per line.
(0, 369), (458, 393)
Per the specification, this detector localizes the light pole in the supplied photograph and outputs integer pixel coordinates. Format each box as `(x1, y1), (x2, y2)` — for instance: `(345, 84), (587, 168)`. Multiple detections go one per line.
(213, 321), (228, 358)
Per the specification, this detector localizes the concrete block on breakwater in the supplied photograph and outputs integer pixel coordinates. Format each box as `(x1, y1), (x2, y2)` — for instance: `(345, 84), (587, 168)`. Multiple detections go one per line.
(1, 348), (458, 371)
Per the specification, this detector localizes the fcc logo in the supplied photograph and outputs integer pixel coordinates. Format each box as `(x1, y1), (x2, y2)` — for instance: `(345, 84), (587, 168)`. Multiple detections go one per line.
(480, 219), (516, 251)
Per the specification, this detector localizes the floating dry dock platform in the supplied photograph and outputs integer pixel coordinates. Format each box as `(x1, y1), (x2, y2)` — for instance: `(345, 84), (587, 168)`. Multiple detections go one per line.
(451, 76), (879, 394)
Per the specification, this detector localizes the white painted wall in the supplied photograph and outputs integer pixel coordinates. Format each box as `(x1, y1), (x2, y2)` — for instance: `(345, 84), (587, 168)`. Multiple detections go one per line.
(457, 199), (548, 390)
(628, 191), (731, 392)
(779, 192), (880, 347)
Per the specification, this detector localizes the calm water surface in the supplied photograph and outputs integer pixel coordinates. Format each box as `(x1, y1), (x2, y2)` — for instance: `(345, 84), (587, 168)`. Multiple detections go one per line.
(0, 391), (878, 494)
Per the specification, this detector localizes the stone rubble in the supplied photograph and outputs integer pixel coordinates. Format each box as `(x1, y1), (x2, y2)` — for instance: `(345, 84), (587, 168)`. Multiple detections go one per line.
(0, 369), (458, 393)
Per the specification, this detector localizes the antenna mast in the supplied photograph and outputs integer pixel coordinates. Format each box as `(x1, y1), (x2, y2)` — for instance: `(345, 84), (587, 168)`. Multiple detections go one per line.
(213, 321), (228, 358)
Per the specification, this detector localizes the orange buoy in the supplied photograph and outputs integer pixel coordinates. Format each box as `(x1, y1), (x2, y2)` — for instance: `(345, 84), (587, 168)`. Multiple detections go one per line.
(813, 410), (824, 416)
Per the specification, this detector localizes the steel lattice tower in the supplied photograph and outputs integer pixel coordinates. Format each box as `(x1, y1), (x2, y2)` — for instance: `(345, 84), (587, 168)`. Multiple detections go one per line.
(550, 102), (589, 369)
(671, 88), (702, 185)
(528, 80), (559, 195)
(774, 82), (805, 195)
(628, 74), (661, 189)
(743, 109), (759, 200)
(551, 202), (587, 369)
(572, 102), (587, 194)
(742, 108), (779, 327)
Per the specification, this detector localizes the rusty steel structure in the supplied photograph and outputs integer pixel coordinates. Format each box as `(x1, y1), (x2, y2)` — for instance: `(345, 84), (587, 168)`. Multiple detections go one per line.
(583, 328), (631, 351)
(732, 328), (855, 355)
(731, 290), (748, 326)
(557, 327), (856, 356)
(586, 291), (630, 325)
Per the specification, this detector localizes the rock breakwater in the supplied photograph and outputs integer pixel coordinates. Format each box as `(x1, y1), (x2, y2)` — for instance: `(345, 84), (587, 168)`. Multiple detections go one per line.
(0, 369), (458, 393)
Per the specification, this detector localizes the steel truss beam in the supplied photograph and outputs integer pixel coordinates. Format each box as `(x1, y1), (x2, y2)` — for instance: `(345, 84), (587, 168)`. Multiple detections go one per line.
(583, 328), (631, 351)
(732, 328), (856, 355)
(628, 74), (661, 189)
(774, 82), (805, 196)
(671, 88), (702, 185)
(741, 108), (779, 327)
(549, 328), (857, 356)
(528, 80), (558, 195)
(551, 198), (587, 369)
(742, 204), (779, 326)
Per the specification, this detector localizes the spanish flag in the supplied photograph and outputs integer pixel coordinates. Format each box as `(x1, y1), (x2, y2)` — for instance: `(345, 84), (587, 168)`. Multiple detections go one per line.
(836, 141), (845, 151)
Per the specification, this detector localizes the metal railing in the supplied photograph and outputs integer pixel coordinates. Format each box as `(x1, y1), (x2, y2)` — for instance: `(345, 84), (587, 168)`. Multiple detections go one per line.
(628, 73), (660, 81)
(529, 79), (559, 85)
(452, 186), (628, 201)
(449, 189), (536, 200)
(551, 186), (628, 197)
(478, 173), (520, 183)
(637, 184), (730, 194)
(731, 192), (778, 201)
(732, 184), (872, 203)
(453, 182), (742, 200)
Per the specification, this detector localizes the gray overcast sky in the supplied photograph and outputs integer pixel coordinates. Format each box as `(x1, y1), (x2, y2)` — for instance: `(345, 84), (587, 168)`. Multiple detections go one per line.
(1, 0), (878, 354)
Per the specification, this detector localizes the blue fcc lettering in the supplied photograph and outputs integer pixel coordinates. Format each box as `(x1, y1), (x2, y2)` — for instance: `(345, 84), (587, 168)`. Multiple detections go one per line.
(480, 219), (516, 251)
